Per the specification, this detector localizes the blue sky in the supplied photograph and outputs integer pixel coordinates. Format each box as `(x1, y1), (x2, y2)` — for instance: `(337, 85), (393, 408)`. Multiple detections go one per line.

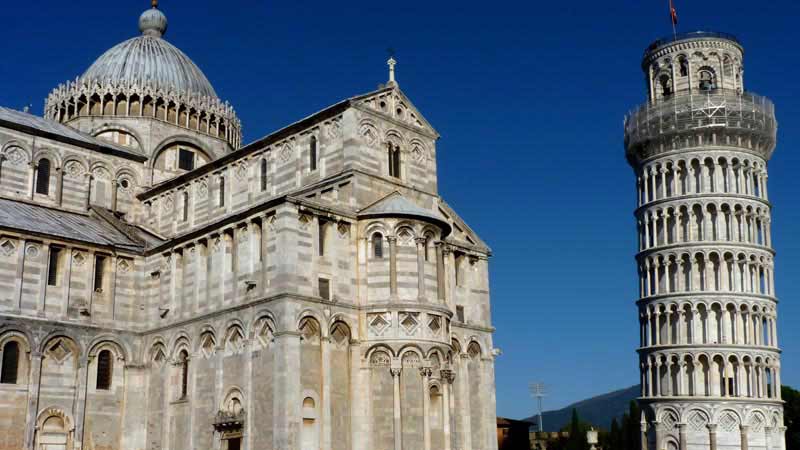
(2, 0), (799, 420)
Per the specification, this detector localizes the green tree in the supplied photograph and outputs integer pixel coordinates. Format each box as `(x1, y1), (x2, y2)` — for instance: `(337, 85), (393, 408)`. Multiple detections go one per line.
(783, 385), (800, 450)
(608, 418), (622, 450)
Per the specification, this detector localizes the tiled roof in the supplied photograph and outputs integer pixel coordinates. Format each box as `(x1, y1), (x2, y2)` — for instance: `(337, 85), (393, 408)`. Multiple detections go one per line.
(359, 191), (451, 235)
(0, 198), (144, 251)
(0, 107), (145, 159)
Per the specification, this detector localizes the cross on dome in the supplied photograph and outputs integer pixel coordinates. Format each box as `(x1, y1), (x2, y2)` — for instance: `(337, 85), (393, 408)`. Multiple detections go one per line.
(387, 56), (397, 85)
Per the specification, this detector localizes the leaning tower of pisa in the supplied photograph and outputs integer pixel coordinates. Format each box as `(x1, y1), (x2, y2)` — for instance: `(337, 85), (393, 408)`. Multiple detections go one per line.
(624, 32), (785, 450)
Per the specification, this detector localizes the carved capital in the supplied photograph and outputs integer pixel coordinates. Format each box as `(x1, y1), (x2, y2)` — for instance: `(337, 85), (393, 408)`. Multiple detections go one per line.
(390, 368), (402, 377)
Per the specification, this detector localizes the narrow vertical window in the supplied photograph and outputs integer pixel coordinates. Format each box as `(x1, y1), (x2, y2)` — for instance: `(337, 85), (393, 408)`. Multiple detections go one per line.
(318, 219), (327, 257)
(372, 233), (383, 259)
(36, 158), (51, 195)
(456, 306), (465, 323)
(94, 255), (106, 292)
(182, 191), (189, 222)
(392, 146), (401, 178)
(387, 143), (394, 177)
(309, 136), (317, 171)
(219, 176), (226, 207)
(260, 159), (268, 192)
(96, 349), (113, 390)
(1, 341), (19, 384)
(47, 247), (61, 286)
(179, 350), (189, 398)
(318, 277), (330, 300)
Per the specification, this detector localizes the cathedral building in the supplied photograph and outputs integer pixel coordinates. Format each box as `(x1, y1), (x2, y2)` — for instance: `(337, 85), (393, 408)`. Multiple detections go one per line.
(0, 3), (498, 450)
(625, 32), (784, 450)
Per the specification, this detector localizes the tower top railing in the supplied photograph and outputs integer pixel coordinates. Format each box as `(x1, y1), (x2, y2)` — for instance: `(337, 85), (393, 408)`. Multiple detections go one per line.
(624, 89), (777, 160)
(645, 31), (742, 56)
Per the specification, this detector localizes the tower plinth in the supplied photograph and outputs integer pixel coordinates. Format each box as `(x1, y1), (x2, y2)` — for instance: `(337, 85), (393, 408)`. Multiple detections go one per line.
(624, 32), (784, 450)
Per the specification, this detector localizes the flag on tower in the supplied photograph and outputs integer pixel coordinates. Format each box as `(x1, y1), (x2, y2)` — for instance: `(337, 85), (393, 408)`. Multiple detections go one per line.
(670, 0), (678, 26)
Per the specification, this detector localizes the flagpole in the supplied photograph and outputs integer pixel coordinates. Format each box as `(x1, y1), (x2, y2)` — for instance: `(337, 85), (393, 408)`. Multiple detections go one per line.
(670, 0), (677, 38)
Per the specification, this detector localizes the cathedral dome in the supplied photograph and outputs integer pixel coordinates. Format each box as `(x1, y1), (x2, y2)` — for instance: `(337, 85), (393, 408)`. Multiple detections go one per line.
(80, 7), (216, 98)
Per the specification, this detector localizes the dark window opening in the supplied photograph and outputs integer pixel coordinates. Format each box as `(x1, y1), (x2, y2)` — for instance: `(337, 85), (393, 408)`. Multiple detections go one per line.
(48, 247), (61, 286)
(318, 220), (327, 257)
(227, 437), (242, 450)
(179, 350), (189, 399)
(388, 145), (402, 178)
(178, 149), (195, 171)
(96, 349), (113, 390)
(219, 176), (226, 207)
(319, 278), (330, 300)
(182, 191), (189, 222)
(1, 341), (19, 384)
(94, 255), (106, 292)
(659, 75), (673, 97)
(372, 233), (384, 259)
(36, 159), (51, 195)
(679, 59), (689, 77)
(309, 136), (318, 171)
(699, 70), (716, 91)
(456, 306), (465, 323)
(260, 159), (268, 192)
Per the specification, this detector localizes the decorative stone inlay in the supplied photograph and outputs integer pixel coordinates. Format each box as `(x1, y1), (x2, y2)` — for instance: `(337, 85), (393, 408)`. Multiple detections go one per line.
(0, 239), (16, 257)
(401, 351), (420, 367)
(198, 179), (209, 197)
(46, 339), (71, 363)
(370, 350), (391, 367)
(25, 244), (40, 258)
(92, 167), (111, 180)
(235, 162), (248, 180)
(412, 144), (425, 162)
(280, 143), (293, 162)
(326, 119), (341, 139)
(115, 258), (130, 273)
(5, 148), (25, 166)
(750, 414), (765, 433)
(337, 222), (349, 238)
(428, 315), (442, 334)
(360, 123), (378, 145)
(162, 194), (174, 212)
(688, 411), (708, 432)
(298, 214), (312, 230)
(65, 161), (85, 177)
(331, 324), (349, 345)
(719, 411), (739, 432)
(72, 250), (86, 267)
(399, 312), (420, 335)
(368, 313), (391, 336)
(254, 318), (274, 347)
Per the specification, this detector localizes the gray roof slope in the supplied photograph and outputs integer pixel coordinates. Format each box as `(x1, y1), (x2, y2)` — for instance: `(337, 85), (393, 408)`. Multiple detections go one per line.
(0, 198), (143, 251)
(358, 191), (451, 235)
(0, 107), (145, 159)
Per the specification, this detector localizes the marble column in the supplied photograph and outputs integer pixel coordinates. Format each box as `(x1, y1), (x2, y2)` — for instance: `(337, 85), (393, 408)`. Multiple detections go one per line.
(415, 237), (426, 300)
(441, 369), (454, 450)
(388, 236), (398, 299)
(421, 367), (432, 450)
(709, 424), (718, 450)
(391, 367), (402, 450)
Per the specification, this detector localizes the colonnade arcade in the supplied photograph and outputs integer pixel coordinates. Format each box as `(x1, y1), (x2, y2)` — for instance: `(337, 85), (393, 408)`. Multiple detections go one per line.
(637, 249), (774, 298)
(637, 200), (771, 251)
(637, 156), (768, 206)
(641, 351), (780, 400)
(639, 300), (777, 349)
(45, 80), (242, 148)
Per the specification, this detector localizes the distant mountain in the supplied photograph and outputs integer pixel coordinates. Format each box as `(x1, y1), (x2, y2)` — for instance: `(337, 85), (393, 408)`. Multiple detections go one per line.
(523, 385), (640, 431)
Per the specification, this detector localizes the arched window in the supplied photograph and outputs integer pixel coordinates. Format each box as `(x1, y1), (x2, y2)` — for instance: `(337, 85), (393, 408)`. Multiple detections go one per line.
(699, 70), (716, 91)
(388, 144), (401, 178)
(309, 136), (318, 171)
(260, 159), (268, 192)
(182, 191), (189, 222)
(424, 234), (432, 262)
(678, 57), (689, 77)
(218, 176), (226, 207)
(96, 349), (113, 390)
(35, 158), (51, 195)
(179, 350), (189, 399)
(659, 74), (673, 97)
(1, 341), (19, 384)
(372, 233), (384, 259)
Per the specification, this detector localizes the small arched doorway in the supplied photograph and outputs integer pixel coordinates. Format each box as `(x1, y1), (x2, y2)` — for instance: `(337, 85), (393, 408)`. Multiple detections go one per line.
(35, 410), (72, 450)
